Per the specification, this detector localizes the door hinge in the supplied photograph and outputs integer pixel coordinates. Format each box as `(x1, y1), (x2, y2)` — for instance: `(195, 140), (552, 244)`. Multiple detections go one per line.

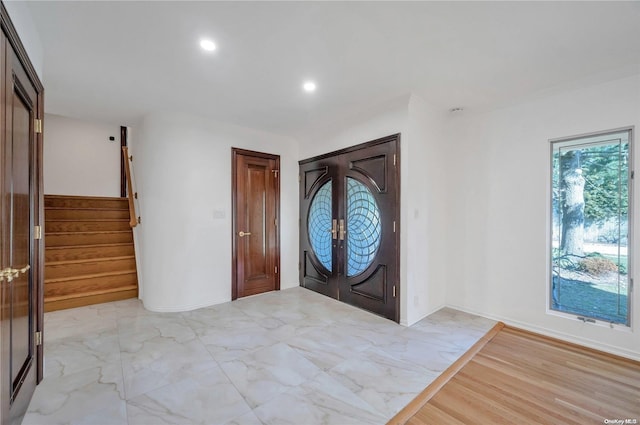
(272, 170), (279, 178)
(35, 331), (42, 346)
(632, 170), (635, 179)
(393, 221), (396, 233)
(392, 285), (396, 297)
(34, 119), (42, 134)
(298, 262), (301, 271)
(34, 225), (42, 240)
(298, 174), (301, 183)
(275, 266), (278, 274)
(630, 278), (634, 292)
(274, 218), (278, 227)
(393, 154), (396, 166)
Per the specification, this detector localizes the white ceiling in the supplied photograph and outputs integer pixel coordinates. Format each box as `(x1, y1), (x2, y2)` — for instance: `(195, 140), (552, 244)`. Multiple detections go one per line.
(25, 1), (640, 136)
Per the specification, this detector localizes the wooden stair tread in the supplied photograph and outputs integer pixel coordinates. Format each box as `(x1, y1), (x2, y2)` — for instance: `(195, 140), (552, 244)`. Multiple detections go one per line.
(45, 269), (137, 283)
(45, 195), (127, 200)
(45, 207), (128, 211)
(46, 255), (135, 266)
(46, 242), (133, 250)
(47, 218), (130, 222)
(44, 194), (138, 311)
(46, 230), (131, 235)
(45, 285), (137, 302)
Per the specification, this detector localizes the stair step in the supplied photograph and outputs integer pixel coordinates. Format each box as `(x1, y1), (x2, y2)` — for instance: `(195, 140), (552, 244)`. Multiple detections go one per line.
(43, 195), (138, 312)
(44, 287), (138, 312)
(45, 195), (128, 210)
(46, 219), (130, 233)
(45, 256), (137, 279)
(45, 270), (137, 297)
(45, 208), (130, 220)
(46, 231), (133, 247)
(45, 243), (134, 262)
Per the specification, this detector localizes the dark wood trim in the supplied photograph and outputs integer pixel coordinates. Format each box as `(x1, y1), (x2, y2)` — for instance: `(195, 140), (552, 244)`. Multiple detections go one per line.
(1, 0), (45, 388)
(231, 148), (281, 300)
(120, 126), (127, 198)
(298, 133), (401, 165)
(393, 135), (401, 323)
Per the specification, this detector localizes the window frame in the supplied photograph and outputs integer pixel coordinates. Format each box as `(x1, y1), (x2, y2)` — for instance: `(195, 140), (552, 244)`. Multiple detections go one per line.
(547, 126), (634, 329)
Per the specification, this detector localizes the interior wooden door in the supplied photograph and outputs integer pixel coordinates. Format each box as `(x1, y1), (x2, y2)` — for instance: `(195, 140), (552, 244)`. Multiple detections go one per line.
(1, 20), (44, 425)
(232, 149), (280, 299)
(299, 134), (400, 322)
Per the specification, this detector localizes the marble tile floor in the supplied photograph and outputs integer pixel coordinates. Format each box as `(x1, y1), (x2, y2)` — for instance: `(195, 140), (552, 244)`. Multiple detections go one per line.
(24, 287), (496, 425)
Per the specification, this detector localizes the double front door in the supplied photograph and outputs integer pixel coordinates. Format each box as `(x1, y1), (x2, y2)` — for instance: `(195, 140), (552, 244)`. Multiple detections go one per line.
(299, 135), (399, 322)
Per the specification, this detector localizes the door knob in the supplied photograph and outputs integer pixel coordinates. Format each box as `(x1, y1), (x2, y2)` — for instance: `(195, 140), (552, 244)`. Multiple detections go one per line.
(238, 231), (252, 237)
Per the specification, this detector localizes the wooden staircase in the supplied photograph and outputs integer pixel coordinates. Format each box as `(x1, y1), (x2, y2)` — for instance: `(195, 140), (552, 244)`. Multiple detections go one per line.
(44, 195), (138, 312)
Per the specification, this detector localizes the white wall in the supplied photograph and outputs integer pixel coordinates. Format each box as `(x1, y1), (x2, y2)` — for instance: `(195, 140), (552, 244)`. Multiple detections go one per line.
(446, 74), (640, 360)
(404, 95), (449, 324)
(3, 1), (43, 80)
(43, 114), (121, 197)
(133, 112), (298, 312)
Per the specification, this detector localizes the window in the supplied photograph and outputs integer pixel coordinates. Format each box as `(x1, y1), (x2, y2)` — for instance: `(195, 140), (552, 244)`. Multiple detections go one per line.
(550, 128), (632, 326)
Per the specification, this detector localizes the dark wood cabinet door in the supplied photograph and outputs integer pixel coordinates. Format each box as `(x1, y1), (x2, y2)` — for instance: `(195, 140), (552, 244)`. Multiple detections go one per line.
(1, 26), (43, 425)
(232, 149), (280, 299)
(299, 135), (400, 322)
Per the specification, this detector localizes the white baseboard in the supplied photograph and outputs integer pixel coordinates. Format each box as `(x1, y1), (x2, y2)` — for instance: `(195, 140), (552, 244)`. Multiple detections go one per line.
(446, 303), (640, 362)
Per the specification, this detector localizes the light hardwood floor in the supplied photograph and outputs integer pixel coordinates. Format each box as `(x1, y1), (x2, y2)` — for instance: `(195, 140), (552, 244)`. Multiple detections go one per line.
(390, 324), (640, 425)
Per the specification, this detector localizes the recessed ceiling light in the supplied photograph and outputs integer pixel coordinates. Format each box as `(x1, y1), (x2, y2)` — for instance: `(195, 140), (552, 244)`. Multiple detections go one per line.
(200, 39), (216, 52)
(303, 81), (317, 92)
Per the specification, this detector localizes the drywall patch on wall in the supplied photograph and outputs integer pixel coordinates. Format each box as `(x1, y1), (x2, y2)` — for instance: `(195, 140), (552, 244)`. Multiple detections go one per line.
(43, 114), (121, 197)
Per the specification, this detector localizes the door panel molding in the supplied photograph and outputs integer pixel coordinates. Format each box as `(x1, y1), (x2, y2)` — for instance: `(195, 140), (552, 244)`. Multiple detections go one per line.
(349, 155), (388, 192)
(231, 148), (280, 300)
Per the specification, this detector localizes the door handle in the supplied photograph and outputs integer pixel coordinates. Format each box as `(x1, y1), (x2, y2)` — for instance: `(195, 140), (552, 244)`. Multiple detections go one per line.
(238, 231), (252, 237)
(339, 219), (346, 240)
(330, 219), (337, 240)
(0, 265), (28, 282)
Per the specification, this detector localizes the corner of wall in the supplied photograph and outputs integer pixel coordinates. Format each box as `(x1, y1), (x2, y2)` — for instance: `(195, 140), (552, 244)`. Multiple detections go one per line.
(3, 1), (44, 79)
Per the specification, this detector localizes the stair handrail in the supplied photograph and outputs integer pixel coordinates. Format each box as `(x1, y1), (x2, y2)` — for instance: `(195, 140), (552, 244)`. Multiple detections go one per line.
(122, 146), (138, 228)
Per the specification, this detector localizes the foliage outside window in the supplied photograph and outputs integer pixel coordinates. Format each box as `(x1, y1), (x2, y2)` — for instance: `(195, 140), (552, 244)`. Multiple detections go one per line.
(550, 129), (632, 326)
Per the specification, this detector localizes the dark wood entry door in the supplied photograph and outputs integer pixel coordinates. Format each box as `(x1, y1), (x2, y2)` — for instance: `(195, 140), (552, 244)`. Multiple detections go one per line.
(1, 16), (44, 425)
(299, 135), (400, 322)
(232, 149), (280, 299)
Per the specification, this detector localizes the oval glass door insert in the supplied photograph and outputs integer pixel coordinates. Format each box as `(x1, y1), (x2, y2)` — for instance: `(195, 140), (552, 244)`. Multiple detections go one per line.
(346, 178), (382, 276)
(308, 180), (333, 271)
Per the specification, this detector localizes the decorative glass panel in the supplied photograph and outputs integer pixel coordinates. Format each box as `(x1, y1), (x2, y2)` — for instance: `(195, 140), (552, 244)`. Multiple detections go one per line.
(308, 181), (332, 271)
(347, 178), (381, 276)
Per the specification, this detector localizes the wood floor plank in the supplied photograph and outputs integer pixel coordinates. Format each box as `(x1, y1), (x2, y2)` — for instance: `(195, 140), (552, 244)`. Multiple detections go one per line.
(390, 324), (640, 425)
